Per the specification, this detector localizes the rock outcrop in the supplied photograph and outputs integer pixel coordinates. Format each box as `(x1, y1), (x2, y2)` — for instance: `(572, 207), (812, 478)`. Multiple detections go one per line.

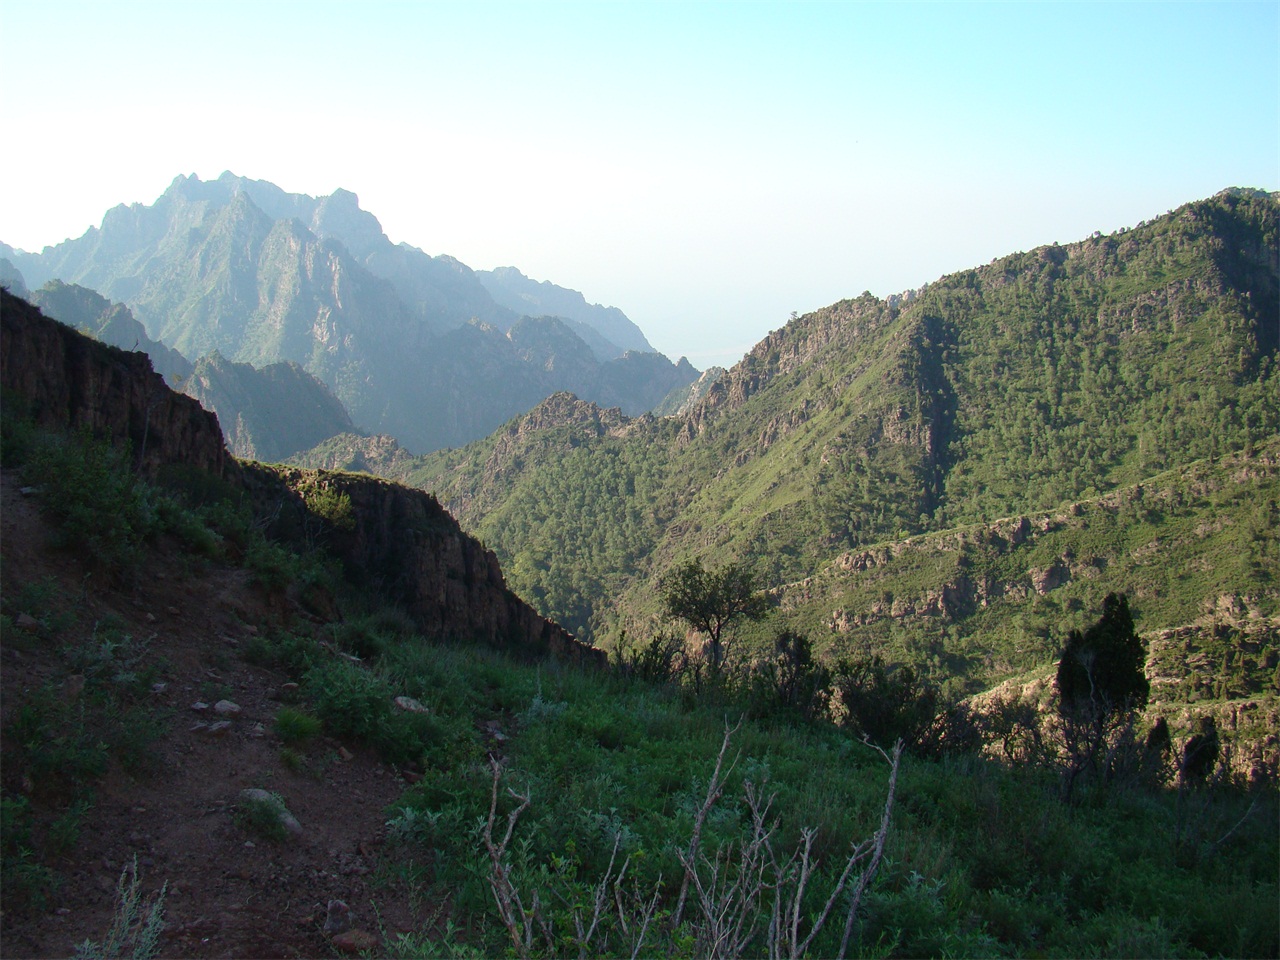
(0, 289), (602, 666)
(243, 465), (604, 665)
(1, 289), (231, 477)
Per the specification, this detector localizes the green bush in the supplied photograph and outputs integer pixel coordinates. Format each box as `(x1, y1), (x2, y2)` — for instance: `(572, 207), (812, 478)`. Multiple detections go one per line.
(0, 794), (58, 912)
(234, 792), (292, 844)
(24, 428), (156, 572)
(244, 537), (301, 591)
(241, 629), (319, 676)
(304, 659), (392, 740)
(273, 707), (322, 745)
(0, 397), (38, 465)
(302, 483), (356, 532)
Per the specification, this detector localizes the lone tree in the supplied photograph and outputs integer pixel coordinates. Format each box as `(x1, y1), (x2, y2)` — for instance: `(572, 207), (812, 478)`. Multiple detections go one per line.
(1055, 592), (1150, 796)
(658, 558), (769, 673)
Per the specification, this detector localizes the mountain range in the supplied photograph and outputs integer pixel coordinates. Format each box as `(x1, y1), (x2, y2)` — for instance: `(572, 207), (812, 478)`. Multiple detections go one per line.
(3, 182), (1275, 716)
(354, 189), (1279, 710)
(1, 172), (698, 454)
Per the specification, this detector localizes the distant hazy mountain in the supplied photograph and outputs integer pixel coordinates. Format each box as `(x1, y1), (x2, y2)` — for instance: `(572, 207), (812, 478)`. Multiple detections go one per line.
(477, 266), (655, 358)
(2, 173), (698, 452)
(0, 257), (29, 298)
(183, 351), (355, 462)
(28, 280), (192, 383)
(23, 280), (355, 459)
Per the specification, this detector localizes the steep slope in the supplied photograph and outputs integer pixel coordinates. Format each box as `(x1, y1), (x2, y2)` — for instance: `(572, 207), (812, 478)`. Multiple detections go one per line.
(3, 173), (698, 452)
(182, 352), (356, 462)
(24, 281), (360, 463)
(403, 190), (1279, 675)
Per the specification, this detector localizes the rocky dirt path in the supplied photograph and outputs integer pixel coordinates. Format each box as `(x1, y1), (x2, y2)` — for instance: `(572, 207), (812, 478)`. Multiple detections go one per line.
(2, 470), (433, 958)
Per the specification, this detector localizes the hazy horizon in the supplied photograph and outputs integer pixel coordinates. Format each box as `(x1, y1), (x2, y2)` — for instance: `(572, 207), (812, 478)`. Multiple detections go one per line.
(1, 1), (1275, 368)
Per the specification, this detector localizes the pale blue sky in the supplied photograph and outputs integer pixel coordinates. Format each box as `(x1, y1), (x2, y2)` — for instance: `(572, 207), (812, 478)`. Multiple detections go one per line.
(1, 1), (1276, 367)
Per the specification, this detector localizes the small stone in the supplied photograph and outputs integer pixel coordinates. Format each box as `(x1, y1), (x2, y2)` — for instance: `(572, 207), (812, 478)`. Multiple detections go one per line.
(191, 702), (210, 712)
(167, 606), (180, 616)
(56, 907), (71, 916)
(151, 683), (167, 694)
(244, 840), (255, 849)
(331, 930), (378, 954)
(19, 485), (40, 496)
(204, 721), (234, 737)
(337, 746), (355, 762)
(146, 613), (158, 624)
(15, 612), (40, 632)
(323, 899), (351, 934)
(214, 700), (242, 717)
(393, 696), (429, 714)
(249, 723), (266, 738)
(244, 624), (259, 636)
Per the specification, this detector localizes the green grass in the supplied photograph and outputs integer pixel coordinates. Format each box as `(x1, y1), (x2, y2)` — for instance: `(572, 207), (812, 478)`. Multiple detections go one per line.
(367, 639), (1276, 958)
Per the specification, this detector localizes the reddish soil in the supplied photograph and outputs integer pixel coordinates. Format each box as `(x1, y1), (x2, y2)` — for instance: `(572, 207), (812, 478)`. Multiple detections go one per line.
(1, 469), (433, 958)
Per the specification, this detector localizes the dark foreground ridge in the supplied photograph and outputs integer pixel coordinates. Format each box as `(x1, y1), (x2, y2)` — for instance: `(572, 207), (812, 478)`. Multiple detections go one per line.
(0, 288), (603, 666)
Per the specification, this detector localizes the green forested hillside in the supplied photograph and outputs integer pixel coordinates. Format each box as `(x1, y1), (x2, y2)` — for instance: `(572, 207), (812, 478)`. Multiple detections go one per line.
(401, 191), (1278, 686)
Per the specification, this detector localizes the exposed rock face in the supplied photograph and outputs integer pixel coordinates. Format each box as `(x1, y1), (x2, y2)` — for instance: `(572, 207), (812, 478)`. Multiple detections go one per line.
(1, 289), (231, 478)
(243, 465), (604, 666)
(0, 290), (601, 666)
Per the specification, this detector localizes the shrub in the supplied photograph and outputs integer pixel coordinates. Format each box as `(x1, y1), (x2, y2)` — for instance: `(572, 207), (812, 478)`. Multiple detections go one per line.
(273, 707), (322, 745)
(74, 856), (166, 960)
(0, 396), (38, 465)
(234, 791), (293, 844)
(1, 794), (58, 912)
(303, 483), (356, 532)
(241, 630), (319, 676)
(831, 655), (942, 750)
(304, 659), (391, 741)
(244, 538), (300, 591)
(24, 428), (156, 572)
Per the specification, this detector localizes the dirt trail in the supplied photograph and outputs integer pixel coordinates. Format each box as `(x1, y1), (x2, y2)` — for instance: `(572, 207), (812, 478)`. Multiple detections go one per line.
(1, 469), (431, 958)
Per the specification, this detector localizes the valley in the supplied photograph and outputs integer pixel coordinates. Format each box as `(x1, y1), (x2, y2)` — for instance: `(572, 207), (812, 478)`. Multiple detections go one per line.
(1, 184), (1277, 959)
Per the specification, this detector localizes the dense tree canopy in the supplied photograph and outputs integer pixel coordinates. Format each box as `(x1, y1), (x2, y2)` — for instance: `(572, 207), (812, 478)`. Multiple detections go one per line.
(658, 558), (770, 671)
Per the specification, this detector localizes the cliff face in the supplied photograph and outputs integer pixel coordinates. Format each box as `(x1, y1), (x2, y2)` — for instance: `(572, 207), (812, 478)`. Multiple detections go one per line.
(244, 465), (603, 665)
(1, 289), (230, 477)
(0, 289), (602, 666)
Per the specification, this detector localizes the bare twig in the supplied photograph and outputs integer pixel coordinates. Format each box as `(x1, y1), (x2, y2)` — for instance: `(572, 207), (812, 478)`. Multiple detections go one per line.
(837, 739), (902, 960)
(673, 717), (743, 928)
(482, 757), (537, 960)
